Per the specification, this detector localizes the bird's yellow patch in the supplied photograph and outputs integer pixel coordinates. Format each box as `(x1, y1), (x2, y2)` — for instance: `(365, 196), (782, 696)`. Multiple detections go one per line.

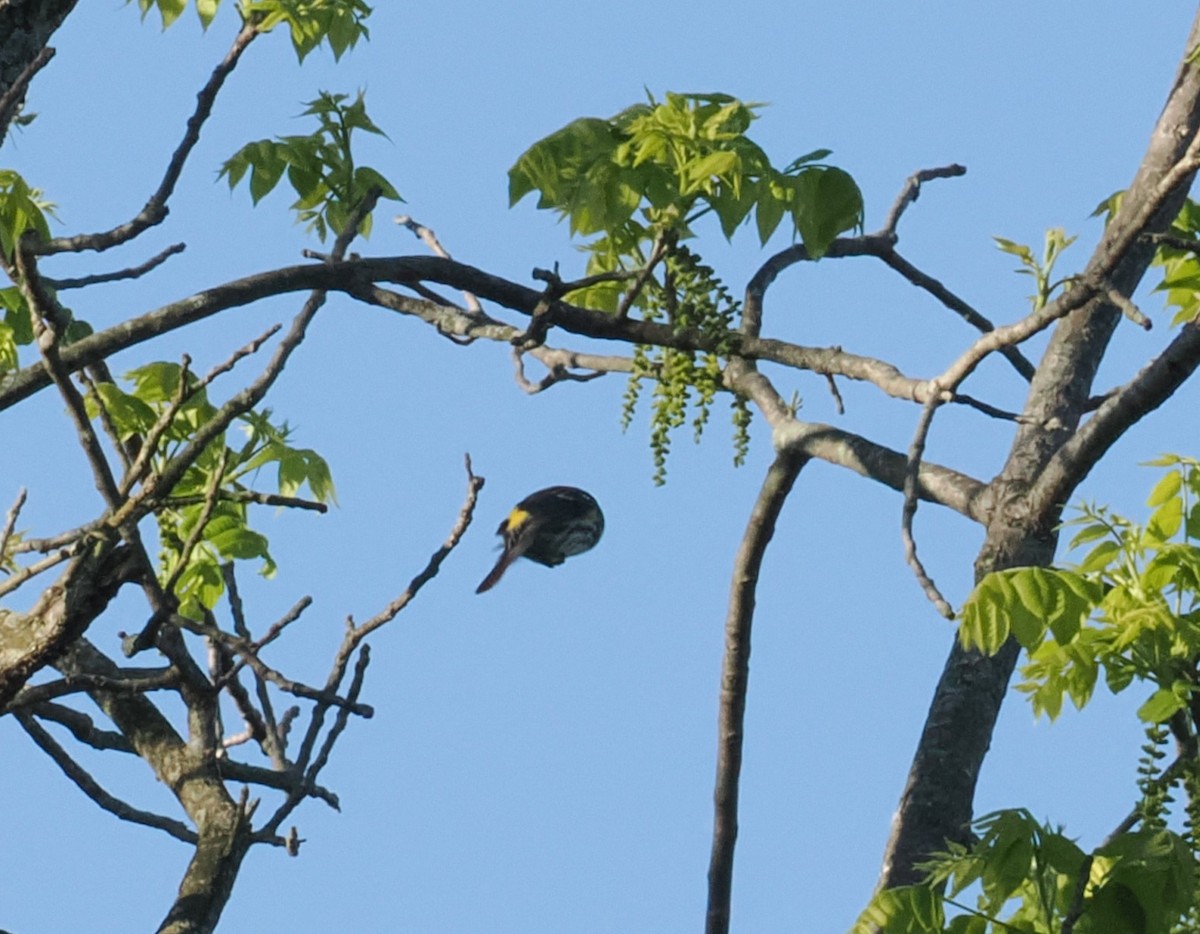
(506, 507), (531, 530)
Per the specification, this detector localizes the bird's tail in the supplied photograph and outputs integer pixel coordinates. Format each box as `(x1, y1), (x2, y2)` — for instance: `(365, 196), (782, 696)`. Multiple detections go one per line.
(476, 547), (520, 594)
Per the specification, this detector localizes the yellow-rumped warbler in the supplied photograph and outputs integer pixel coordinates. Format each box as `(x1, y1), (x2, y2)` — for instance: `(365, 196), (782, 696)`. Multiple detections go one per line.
(476, 486), (604, 593)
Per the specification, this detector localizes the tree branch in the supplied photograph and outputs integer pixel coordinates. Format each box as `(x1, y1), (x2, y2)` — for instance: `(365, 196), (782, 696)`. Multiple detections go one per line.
(15, 710), (198, 843)
(877, 164), (967, 239)
(879, 5), (1200, 889)
(36, 23), (259, 256)
(45, 242), (186, 289)
(706, 450), (807, 934)
(1030, 319), (1200, 516)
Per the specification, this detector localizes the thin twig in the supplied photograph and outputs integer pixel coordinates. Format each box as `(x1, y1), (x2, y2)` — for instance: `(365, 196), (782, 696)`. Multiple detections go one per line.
(46, 243), (187, 289)
(875, 248), (1037, 381)
(1105, 287), (1152, 330)
(901, 393), (956, 619)
(163, 490), (328, 513)
(823, 373), (845, 415)
(301, 644), (370, 804)
(3, 668), (179, 712)
(707, 451), (807, 934)
(78, 368), (134, 475)
(395, 214), (483, 312)
(0, 487), (27, 563)
(161, 447), (229, 594)
(512, 347), (607, 394)
(220, 563), (288, 768)
(341, 454), (484, 643)
(38, 24), (259, 255)
(16, 238), (124, 511)
(201, 322), (283, 384)
(0, 547), (74, 600)
(26, 702), (135, 753)
(616, 233), (670, 319)
(118, 354), (192, 497)
(879, 164), (967, 239)
(261, 455), (484, 837)
(1144, 232), (1200, 252)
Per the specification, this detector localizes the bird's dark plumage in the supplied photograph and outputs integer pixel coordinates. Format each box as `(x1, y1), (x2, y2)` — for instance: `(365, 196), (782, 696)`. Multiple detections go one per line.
(476, 486), (604, 593)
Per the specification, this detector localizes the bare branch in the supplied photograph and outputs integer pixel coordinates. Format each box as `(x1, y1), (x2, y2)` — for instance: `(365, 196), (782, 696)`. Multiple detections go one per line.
(261, 455), (484, 837)
(1105, 287), (1152, 330)
(732, 366), (991, 522)
(25, 701), (135, 753)
(1145, 232), (1200, 252)
(878, 164), (968, 239)
(0, 487), (27, 563)
(823, 373), (845, 415)
(4, 667), (179, 712)
(164, 489), (328, 513)
(346, 455), (483, 644)
(46, 242), (187, 289)
(616, 233), (669, 319)
(707, 451), (807, 934)
(395, 214), (483, 312)
(901, 396), (955, 618)
(0, 546), (75, 599)
(1, 256), (974, 417)
(37, 24), (259, 256)
(15, 711), (198, 843)
(162, 447), (229, 594)
(1030, 320), (1200, 517)
(16, 238), (124, 511)
(512, 347), (608, 393)
(118, 354), (192, 497)
(79, 368), (134, 475)
(874, 248), (1037, 380)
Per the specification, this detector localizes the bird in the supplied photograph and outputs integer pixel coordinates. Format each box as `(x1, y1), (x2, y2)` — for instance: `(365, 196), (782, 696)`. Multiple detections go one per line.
(476, 486), (604, 593)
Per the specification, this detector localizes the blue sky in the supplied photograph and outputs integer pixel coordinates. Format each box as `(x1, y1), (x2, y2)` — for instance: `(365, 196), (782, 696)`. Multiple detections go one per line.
(2, 3), (1199, 932)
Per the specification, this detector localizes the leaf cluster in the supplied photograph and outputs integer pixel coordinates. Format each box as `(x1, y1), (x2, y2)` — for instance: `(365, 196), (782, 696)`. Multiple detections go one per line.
(84, 362), (335, 618)
(0, 279), (91, 377)
(994, 227), (1078, 312)
(0, 169), (54, 261)
(512, 93), (858, 481)
(134, 0), (372, 61)
(959, 456), (1200, 725)
(1151, 197), (1200, 326)
(855, 810), (1195, 934)
(220, 90), (400, 240)
(509, 90), (862, 278)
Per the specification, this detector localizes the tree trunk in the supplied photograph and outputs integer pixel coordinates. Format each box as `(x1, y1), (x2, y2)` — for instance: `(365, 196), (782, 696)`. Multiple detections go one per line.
(878, 7), (1200, 887)
(0, 0), (79, 144)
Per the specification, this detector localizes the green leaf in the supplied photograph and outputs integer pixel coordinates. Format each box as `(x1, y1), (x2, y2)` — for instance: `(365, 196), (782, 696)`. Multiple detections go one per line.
(1136, 685), (1188, 723)
(790, 166), (863, 258)
(959, 573), (1014, 654)
(1078, 539), (1121, 573)
(851, 885), (944, 934)
(0, 322), (18, 372)
(222, 89), (397, 242)
(993, 236), (1034, 264)
(755, 184), (787, 245)
(1147, 497), (1183, 541)
(1067, 520), (1112, 550)
(125, 361), (185, 402)
(0, 169), (55, 260)
(88, 383), (158, 439)
(1091, 830), (1195, 934)
(196, 0), (219, 28)
(782, 148), (833, 173)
